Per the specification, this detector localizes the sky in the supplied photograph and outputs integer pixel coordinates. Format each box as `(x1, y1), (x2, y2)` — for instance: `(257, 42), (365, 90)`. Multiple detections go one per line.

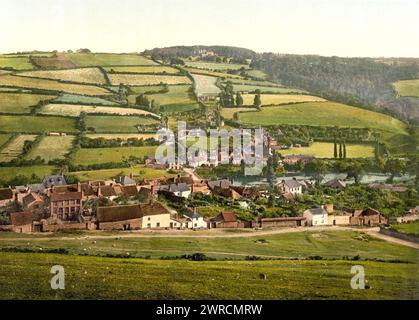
(1, 0), (418, 57)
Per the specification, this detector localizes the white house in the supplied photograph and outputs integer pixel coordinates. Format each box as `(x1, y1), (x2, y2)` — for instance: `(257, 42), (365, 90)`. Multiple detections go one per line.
(183, 209), (207, 229)
(157, 183), (191, 199)
(277, 179), (303, 195)
(303, 207), (328, 226)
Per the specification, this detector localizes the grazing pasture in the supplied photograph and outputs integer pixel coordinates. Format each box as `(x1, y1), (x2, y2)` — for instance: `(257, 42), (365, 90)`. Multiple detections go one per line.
(0, 56), (34, 70)
(39, 104), (156, 117)
(0, 93), (57, 114)
(0, 165), (56, 182)
(241, 94), (326, 106)
(0, 75), (111, 96)
(104, 66), (179, 74)
(185, 67), (244, 79)
(220, 107), (257, 119)
(278, 142), (375, 158)
(108, 74), (191, 86)
(53, 93), (119, 106)
(31, 54), (75, 69)
(128, 85), (166, 95)
(394, 79), (419, 97)
(0, 135), (37, 162)
(72, 146), (157, 165)
(0, 115), (78, 133)
(185, 61), (249, 70)
(232, 84), (306, 94)
(145, 85), (195, 106)
(0, 134), (12, 149)
(26, 135), (75, 161)
(244, 69), (268, 79)
(238, 102), (408, 135)
(19, 68), (107, 85)
(67, 53), (157, 67)
(85, 115), (159, 133)
(192, 74), (220, 96)
(85, 133), (156, 140)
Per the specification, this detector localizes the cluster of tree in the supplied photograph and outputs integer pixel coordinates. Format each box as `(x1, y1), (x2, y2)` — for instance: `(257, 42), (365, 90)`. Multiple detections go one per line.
(135, 94), (160, 113)
(333, 139), (347, 159)
(219, 81), (243, 107)
(79, 136), (159, 148)
(251, 53), (419, 123)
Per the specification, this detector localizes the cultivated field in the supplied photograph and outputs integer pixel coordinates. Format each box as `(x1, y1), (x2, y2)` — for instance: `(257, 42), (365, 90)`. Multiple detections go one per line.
(39, 104), (156, 117)
(0, 56), (34, 70)
(278, 142), (375, 158)
(25, 135), (75, 162)
(241, 94), (326, 106)
(0, 93), (57, 114)
(144, 85), (195, 106)
(31, 54), (75, 69)
(104, 66), (179, 74)
(221, 107), (257, 119)
(19, 67), (108, 85)
(108, 74), (191, 86)
(0, 165), (56, 182)
(238, 102), (408, 135)
(244, 69), (268, 79)
(185, 61), (249, 70)
(66, 53), (158, 67)
(128, 85), (166, 95)
(0, 134), (37, 162)
(53, 94), (119, 106)
(192, 74), (220, 96)
(0, 75), (111, 96)
(0, 134), (12, 148)
(185, 67), (244, 79)
(0, 115), (78, 133)
(232, 84), (306, 94)
(72, 146), (157, 165)
(85, 133), (157, 140)
(394, 79), (419, 97)
(85, 115), (159, 133)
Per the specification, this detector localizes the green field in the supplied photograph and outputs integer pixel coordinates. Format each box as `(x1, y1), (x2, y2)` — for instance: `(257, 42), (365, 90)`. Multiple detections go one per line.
(192, 74), (220, 96)
(0, 165), (56, 182)
(26, 135), (75, 162)
(18, 67), (107, 85)
(53, 93), (119, 106)
(0, 93), (57, 114)
(85, 133), (156, 140)
(221, 107), (256, 119)
(185, 67), (244, 79)
(127, 85), (166, 95)
(244, 69), (268, 79)
(72, 146), (157, 165)
(0, 115), (78, 134)
(0, 134), (12, 148)
(85, 115), (159, 133)
(0, 252), (417, 299)
(391, 222), (419, 236)
(242, 94), (326, 106)
(0, 135), (37, 162)
(39, 104), (155, 117)
(278, 142), (375, 158)
(185, 61), (249, 70)
(0, 56), (34, 70)
(232, 84), (306, 94)
(394, 79), (419, 97)
(71, 165), (174, 181)
(104, 65), (179, 74)
(238, 102), (408, 135)
(66, 53), (157, 67)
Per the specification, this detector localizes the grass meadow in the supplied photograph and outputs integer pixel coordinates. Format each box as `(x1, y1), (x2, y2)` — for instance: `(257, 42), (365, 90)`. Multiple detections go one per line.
(0, 165), (56, 181)
(108, 74), (191, 86)
(72, 146), (157, 165)
(19, 67), (107, 85)
(192, 74), (220, 96)
(104, 65), (179, 74)
(241, 94), (326, 106)
(0, 135), (37, 162)
(278, 142), (375, 158)
(0, 56), (34, 70)
(66, 53), (157, 67)
(0, 93), (57, 114)
(394, 79), (419, 97)
(85, 115), (159, 133)
(0, 115), (78, 133)
(185, 61), (249, 70)
(39, 104), (155, 117)
(25, 135), (75, 162)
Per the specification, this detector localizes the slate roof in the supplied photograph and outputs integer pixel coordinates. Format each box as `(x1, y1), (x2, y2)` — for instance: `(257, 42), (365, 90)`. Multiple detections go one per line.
(115, 176), (136, 186)
(184, 210), (201, 220)
(283, 180), (303, 189)
(157, 183), (190, 193)
(306, 207), (327, 215)
(43, 174), (66, 188)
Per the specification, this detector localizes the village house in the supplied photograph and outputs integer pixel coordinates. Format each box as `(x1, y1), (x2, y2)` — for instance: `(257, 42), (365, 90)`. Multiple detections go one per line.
(50, 183), (83, 221)
(190, 183), (211, 195)
(0, 188), (14, 207)
(212, 186), (241, 200)
(183, 208), (207, 229)
(156, 183), (191, 199)
(277, 179), (303, 196)
(9, 211), (33, 233)
(303, 207), (328, 226)
(22, 192), (45, 212)
(115, 175), (136, 186)
(209, 212), (244, 229)
(231, 186), (261, 199)
(42, 174), (67, 188)
(324, 178), (347, 189)
(349, 207), (387, 226)
(282, 154), (314, 166)
(207, 179), (231, 191)
(253, 216), (306, 228)
(96, 202), (171, 230)
(98, 185), (118, 200)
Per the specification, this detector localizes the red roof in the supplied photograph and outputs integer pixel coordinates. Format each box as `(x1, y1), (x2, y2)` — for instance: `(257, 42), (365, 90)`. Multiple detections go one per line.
(10, 211), (33, 226)
(221, 212), (238, 222)
(50, 192), (82, 202)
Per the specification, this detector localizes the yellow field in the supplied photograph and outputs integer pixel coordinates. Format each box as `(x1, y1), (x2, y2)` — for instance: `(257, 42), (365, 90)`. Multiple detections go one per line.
(0, 75), (111, 96)
(86, 133), (157, 140)
(278, 142), (375, 158)
(242, 94), (326, 106)
(185, 67), (244, 79)
(0, 134), (37, 162)
(26, 135), (75, 161)
(0, 93), (57, 113)
(19, 68), (107, 85)
(221, 107), (257, 119)
(104, 66), (179, 74)
(108, 74), (191, 86)
(39, 104), (156, 117)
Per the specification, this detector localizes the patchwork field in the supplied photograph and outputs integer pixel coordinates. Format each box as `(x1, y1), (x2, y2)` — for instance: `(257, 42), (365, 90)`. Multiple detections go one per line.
(19, 67), (108, 85)
(85, 115), (159, 133)
(144, 85), (195, 106)
(104, 65), (179, 74)
(394, 79), (419, 97)
(85, 133), (157, 140)
(72, 146), (157, 165)
(238, 102), (408, 135)
(0, 134), (37, 162)
(0, 134), (12, 148)
(108, 74), (191, 86)
(66, 53), (157, 67)
(221, 107), (257, 119)
(53, 93), (119, 106)
(232, 84), (306, 94)
(0, 115), (78, 133)
(31, 54), (75, 69)
(185, 61), (249, 70)
(0, 165), (56, 182)
(39, 104), (156, 117)
(0, 56), (34, 70)
(185, 67), (244, 79)
(278, 142), (375, 158)
(0, 75), (111, 96)
(25, 135), (75, 162)
(192, 74), (220, 96)
(391, 221), (419, 236)
(0, 93), (57, 114)
(127, 85), (166, 95)
(241, 94), (326, 106)
(244, 69), (268, 79)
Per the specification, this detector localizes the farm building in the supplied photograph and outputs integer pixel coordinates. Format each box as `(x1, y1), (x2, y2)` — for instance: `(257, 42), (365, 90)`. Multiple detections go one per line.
(303, 207), (328, 226)
(350, 208), (387, 226)
(22, 192), (45, 211)
(209, 212), (244, 229)
(253, 217), (306, 228)
(9, 211), (33, 233)
(0, 188), (14, 207)
(328, 214), (351, 225)
(207, 179), (231, 191)
(282, 154), (314, 165)
(96, 202), (171, 230)
(156, 183), (191, 199)
(212, 186), (241, 200)
(324, 178), (346, 189)
(277, 179), (303, 196)
(183, 208), (207, 230)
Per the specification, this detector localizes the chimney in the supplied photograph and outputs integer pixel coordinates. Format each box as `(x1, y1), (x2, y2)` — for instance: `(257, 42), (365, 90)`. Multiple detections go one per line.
(97, 187), (102, 197)
(219, 181), (222, 188)
(77, 182), (81, 192)
(130, 173), (133, 179)
(191, 184), (195, 193)
(151, 185), (155, 196)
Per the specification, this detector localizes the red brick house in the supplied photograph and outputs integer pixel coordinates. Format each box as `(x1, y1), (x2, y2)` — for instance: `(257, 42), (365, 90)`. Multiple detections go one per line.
(350, 207), (387, 226)
(10, 211), (33, 233)
(50, 184), (83, 221)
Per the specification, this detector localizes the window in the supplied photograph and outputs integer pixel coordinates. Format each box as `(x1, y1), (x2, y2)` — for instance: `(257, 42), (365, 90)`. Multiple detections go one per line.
(147, 223), (151, 228)
(148, 217), (151, 221)
(156, 222), (160, 227)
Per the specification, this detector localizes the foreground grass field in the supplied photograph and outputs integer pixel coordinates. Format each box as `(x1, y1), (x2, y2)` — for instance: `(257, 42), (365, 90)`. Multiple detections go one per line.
(394, 79), (419, 97)
(0, 252), (417, 299)
(72, 146), (157, 165)
(0, 115), (78, 133)
(238, 102), (408, 135)
(278, 142), (375, 158)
